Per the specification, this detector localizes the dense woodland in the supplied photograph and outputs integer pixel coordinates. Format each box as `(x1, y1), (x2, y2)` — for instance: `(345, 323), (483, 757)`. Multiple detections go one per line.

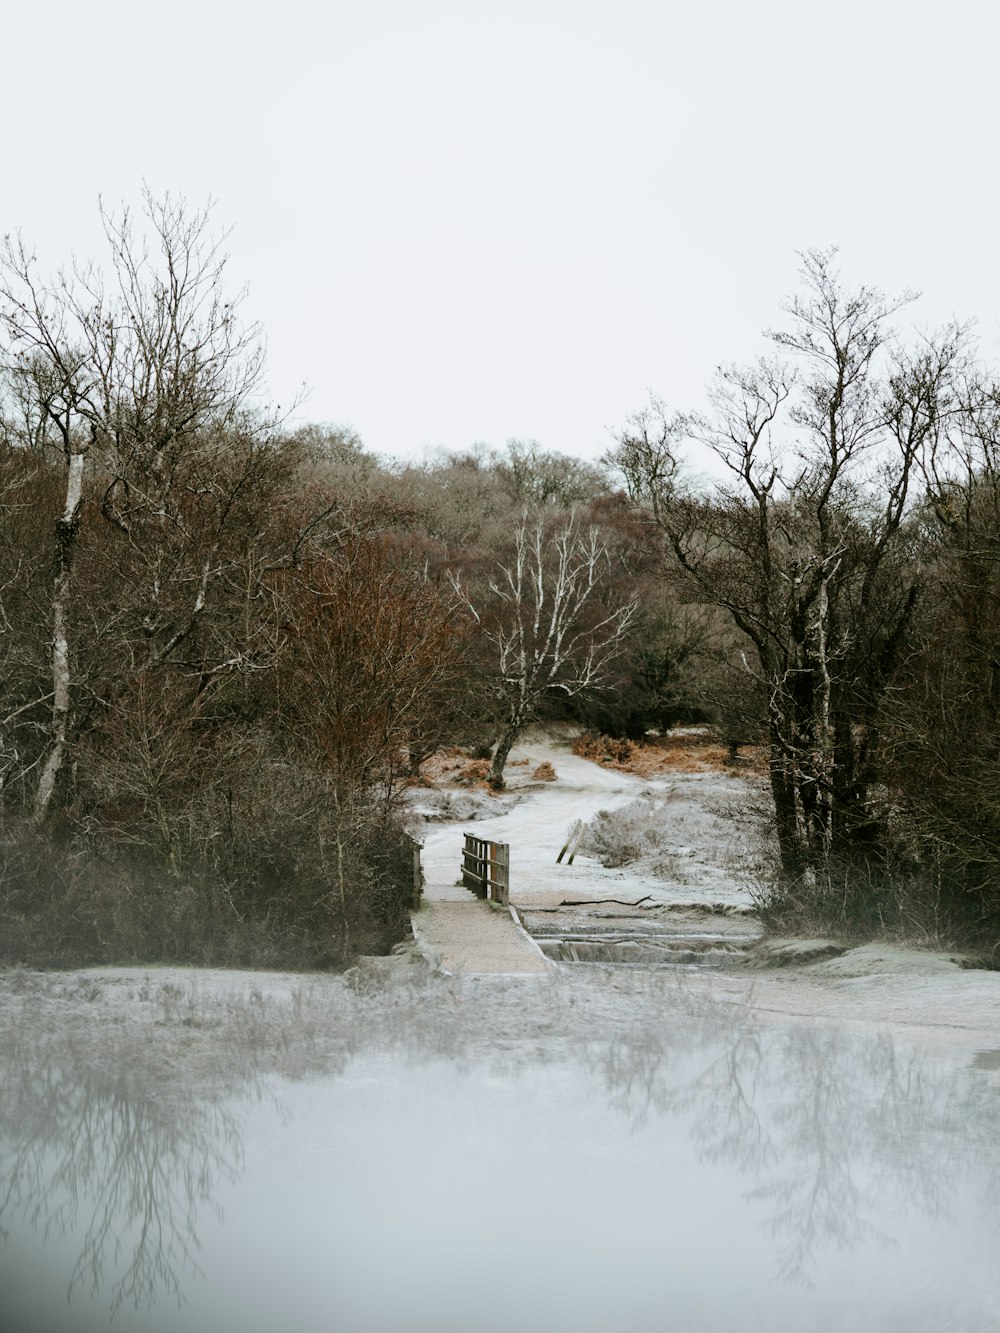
(2, 196), (998, 966)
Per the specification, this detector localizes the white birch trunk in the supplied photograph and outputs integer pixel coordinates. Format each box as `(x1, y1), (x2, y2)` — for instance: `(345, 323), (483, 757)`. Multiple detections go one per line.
(33, 450), (86, 824)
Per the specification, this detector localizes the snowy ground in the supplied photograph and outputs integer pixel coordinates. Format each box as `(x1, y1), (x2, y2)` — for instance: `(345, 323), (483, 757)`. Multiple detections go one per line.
(1, 727), (994, 1048)
(415, 733), (766, 911)
(405, 728), (1000, 1044)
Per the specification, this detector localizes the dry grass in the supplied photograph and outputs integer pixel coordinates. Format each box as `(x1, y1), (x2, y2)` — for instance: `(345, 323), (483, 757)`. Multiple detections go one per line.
(572, 729), (767, 777)
(415, 748), (536, 791)
(581, 799), (680, 875)
(420, 751), (493, 787)
(531, 761), (557, 781)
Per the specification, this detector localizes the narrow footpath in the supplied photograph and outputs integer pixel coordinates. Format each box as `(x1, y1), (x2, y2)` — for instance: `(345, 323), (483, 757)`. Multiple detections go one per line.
(408, 732), (756, 976)
(410, 899), (550, 976)
(410, 840), (550, 977)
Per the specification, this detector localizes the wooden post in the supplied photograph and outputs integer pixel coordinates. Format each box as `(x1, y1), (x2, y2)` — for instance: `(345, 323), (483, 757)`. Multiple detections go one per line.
(410, 838), (423, 910)
(557, 820), (582, 863)
(495, 841), (510, 907)
(566, 823), (586, 865)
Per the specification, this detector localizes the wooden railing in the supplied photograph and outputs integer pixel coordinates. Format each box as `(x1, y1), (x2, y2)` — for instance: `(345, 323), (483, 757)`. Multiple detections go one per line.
(462, 833), (510, 908)
(406, 835), (424, 910)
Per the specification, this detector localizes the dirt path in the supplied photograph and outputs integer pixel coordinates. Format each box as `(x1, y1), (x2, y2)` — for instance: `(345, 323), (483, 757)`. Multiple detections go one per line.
(413, 736), (655, 973)
(417, 736), (759, 912)
(408, 734), (1000, 1045)
(419, 741), (643, 903)
(411, 733), (760, 973)
(409, 900), (549, 976)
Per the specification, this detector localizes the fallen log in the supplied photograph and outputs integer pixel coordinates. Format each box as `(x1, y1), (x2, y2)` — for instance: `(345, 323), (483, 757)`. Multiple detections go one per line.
(559, 895), (655, 907)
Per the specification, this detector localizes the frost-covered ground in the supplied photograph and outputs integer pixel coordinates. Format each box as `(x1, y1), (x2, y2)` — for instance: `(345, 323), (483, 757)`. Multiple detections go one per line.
(408, 731), (769, 975)
(3, 730), (1000, 1331)
(409, 731), (1000, 1032)
(414, 732), (768, 911)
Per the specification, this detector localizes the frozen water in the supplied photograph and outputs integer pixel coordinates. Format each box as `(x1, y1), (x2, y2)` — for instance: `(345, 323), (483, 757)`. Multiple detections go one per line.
(1, 964), (999, 1333)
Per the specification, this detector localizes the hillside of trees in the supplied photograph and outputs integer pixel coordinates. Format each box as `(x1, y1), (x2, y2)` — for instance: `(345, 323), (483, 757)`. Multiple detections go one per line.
(2, 197), (998, 966)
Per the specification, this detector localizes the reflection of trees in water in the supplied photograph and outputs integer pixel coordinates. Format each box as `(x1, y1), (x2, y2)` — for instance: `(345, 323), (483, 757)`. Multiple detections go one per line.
(593, 996), (1000, 1282)
(1, 966), (998, 1315)
(0, 1040), (244, 1315)
(365, 970), (1000, 1283)
(0, 975), (351, 1319)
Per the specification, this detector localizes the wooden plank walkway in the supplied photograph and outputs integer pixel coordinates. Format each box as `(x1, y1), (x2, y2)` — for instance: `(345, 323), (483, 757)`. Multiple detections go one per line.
(411, 901), (549, 976)
(410, 833), (550, 977)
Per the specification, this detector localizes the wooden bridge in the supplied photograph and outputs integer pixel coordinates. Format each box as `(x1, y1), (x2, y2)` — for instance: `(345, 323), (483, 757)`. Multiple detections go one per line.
(409, 833), (550, 977)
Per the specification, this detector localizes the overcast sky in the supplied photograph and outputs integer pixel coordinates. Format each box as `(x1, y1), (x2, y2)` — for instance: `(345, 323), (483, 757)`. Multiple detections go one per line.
(4, 0), (998, 463)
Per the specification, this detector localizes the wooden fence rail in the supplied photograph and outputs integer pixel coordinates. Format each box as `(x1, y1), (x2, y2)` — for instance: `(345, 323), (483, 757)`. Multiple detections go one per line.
(462, 833), (510, 908)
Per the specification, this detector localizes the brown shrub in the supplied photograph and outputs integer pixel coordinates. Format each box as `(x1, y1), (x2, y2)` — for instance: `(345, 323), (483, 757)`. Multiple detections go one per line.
(572, 733), (637, 766)
(572, 729), (766, 776)
(531, 761), (557, 781)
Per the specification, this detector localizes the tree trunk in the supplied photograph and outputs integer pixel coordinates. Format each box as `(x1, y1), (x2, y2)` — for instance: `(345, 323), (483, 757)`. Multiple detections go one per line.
(769, 749), (805, 878)
(488, 719), (522, 790)
(335, 833), (350, 953)
(407, 742), (434, 779)
(33, 451), (85, 825)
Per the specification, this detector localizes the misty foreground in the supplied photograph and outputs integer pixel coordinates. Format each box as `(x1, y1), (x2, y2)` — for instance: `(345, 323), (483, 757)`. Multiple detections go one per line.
(1, 955), (999, 1333)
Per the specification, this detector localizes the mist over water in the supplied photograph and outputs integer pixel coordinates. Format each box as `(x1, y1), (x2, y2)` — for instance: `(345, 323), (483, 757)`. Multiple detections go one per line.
(1, 966), (998, 1333)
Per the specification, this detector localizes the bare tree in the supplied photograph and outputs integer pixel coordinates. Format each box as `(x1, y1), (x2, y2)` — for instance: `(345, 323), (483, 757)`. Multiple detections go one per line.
(878, 380), (1000, 933)
(610, 250), (968, 890)
(0, 190), (268, 822)
(455, 512), (635, 788)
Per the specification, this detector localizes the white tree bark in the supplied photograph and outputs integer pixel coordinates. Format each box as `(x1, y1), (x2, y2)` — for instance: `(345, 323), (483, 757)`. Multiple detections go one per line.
(33, 449), (86, 823)
(454, 513), (635, 788)
(1, 192), (273, 824)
